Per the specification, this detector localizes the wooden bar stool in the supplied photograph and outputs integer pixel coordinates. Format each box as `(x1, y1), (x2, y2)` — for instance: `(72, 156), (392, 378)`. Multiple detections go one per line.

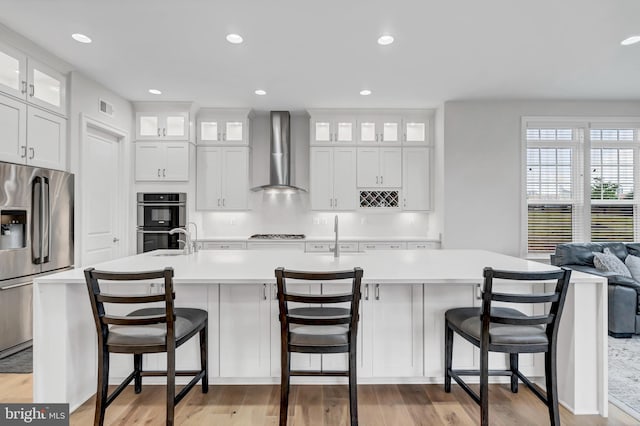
(275, 267), (364, 426)
(84, 267), (208, 426)
(444, 267), (572, 426)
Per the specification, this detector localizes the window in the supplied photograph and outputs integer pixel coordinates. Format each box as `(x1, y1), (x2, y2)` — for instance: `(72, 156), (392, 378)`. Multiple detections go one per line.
(524, 120), (640, 255)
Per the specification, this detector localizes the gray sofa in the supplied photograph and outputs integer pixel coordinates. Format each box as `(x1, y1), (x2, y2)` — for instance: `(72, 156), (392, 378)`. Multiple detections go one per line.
(551, 242), (640, 338)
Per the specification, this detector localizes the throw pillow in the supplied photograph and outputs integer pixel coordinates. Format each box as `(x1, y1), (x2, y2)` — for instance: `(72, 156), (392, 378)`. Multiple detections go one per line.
(593, 248), (632, 278)
(625, 254), (640, 281)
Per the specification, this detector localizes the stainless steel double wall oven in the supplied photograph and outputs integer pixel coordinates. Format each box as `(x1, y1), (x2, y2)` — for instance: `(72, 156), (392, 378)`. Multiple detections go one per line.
(136, 193), (186, 253)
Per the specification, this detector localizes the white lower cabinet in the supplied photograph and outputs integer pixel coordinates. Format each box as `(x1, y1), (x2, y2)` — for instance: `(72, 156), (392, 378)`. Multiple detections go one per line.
(219, 284), (271, 377)
(200, 241), (247, 250)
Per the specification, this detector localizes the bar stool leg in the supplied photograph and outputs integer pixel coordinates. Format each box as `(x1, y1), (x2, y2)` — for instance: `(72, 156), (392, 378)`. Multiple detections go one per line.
(348, 344), (359, 426)
(444, 321), (453, 392)
(545, 349), (560, 426)
(166, 348), (176, 426)
(134, 354), (142, 394)
(200, 326), (208, 393)
(480, 345), (489, 426)
(279, 349), (291, 426)
(94, 344), (109, 426)
(509, 353), (519, 393)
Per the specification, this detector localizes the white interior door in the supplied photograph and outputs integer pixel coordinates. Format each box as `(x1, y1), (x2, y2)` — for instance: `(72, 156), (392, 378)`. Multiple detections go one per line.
(83, 124), (122, 265)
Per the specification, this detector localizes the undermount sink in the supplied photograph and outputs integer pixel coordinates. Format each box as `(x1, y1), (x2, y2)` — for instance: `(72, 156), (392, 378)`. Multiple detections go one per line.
(150, 249), (185, 257)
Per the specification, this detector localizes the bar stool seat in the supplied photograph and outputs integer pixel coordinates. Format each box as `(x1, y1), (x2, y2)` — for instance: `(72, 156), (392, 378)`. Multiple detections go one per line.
(446, 307), (548, 348)
(108, 308), (207, 350)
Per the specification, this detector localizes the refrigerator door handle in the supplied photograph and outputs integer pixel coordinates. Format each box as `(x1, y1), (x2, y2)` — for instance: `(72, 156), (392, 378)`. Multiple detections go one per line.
(32, 176), (42, 264)
(42, 177), (50, 263)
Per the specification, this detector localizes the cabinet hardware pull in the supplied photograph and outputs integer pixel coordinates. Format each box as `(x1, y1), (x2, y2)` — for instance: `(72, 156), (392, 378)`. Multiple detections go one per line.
(375, 284), (380, 300)
(221, 245), (229, 249)
(163, 128), (166, 137)
(20, 146), (27, 158)
(376, 176), (379, 184)
(29, 84), (34, 97)
(380, 176), (383, 185)
(334, 198), (338, 208)
(329, 198), (333, 207)
(314, 245), (322, 249)
(162, 169), (166, 177)
(21, 80), (27, 94)
(390, 245), (400, 249)
(223, 132), (226, 141)
(404, 133), (407, 142)
(404, 198), (407, 207)
(364, 284), (369, 300)
(29, 147), (35, 159)
(263, 283), (267, 300)
(217, 198), (221, 207)
(157, 169), (161, 177)
(157, 128), (161, 136)
(375, 134), (379, 142)
(222, 198), (225, 207)
(476, 283), (482, 300)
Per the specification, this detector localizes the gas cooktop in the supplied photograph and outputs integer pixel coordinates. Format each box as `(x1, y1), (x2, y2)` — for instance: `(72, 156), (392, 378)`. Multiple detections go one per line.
(249, 234), (306, 240)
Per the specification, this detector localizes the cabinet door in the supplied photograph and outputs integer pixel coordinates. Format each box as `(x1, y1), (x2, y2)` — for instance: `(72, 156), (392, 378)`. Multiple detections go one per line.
(334, 117), (356, 143)
(402, 147), (430, 210)
(223, 119), (245, 144)
(136, 112), (161, 140)
(424, 285), (477, 377)
(199, 120), (220, 143)
(370, 284), (423, 377)
(219, 284), (271, 377)
(164, 113), (189, 141)
(358, 120), (377, 144)
(163, 143), (189, 180)
(356, 148), (379, 187)
(135, 142), (164, 181)
(379, 148), (402, 187)
(0, 95), (27, 164)
(221, 147), (249, 209)
(332, 147), (357, 210)
(0, 42), (27, 99)
(404, 119), (428, 145)
(27, 106), (66, 170)
(196, 146), (223, 209)
(379, 116), (401, 144)
(311, 118), (332, 144)
(310, 147), (334, 210)
(27, 59), (66, 116)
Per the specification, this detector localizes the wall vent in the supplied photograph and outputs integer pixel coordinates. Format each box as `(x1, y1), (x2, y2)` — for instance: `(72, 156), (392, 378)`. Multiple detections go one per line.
(99, 99), (114, 117)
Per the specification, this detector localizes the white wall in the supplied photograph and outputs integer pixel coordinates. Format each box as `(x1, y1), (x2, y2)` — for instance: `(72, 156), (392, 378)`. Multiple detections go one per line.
(443, 100), (640, 256)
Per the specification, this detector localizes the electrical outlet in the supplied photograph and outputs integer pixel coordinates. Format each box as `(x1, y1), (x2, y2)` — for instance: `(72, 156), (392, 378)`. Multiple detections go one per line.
(229, 217), (236, 225)
(313, 217), (320, 225)
(360, 217), (367, 225)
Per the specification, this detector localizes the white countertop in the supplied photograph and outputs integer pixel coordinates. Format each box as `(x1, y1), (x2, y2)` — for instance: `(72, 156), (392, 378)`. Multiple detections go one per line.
(197, 236), (439, 242)
(36, 249), (601, 286)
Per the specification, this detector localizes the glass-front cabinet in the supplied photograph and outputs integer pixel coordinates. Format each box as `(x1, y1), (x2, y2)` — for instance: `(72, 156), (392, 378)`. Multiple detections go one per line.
(0, 42), (67, 116)
(136, 112), (189, 140)
(358, 115), (402, 144)
(197, 109), (251, 145)
(310, 115), (357, 144)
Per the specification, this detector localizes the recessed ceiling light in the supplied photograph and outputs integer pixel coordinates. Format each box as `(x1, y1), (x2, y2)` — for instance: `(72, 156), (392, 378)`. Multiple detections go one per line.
(621, 35), (640, 46)
(254, 89), (267, 96)
(377, 35), (394, 46)
(360, 89), (372, 96)
(71, 33), (92, 44)
(148, 89), (162, 95)
(226, 33), (244, 44)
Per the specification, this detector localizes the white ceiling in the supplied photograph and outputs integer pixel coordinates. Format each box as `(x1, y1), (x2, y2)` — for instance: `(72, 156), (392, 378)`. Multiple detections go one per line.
(1, 0), (639, 109)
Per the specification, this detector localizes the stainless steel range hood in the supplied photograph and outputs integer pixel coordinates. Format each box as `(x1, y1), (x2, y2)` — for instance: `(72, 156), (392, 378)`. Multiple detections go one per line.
(251, 111), (306, 192)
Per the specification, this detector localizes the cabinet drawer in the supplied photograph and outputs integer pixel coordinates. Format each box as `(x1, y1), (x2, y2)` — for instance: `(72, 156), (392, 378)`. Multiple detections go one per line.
(407, 242), (439, 249)
(305, 242), (359, 252)
(359, 242), (407, 251)
(201, 242), (246, 250)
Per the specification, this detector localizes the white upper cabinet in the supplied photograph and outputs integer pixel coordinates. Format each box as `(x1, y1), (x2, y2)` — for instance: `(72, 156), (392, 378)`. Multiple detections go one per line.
(196, 146), (249, 210)
(135, 142), (189, 181)
(310, 114), (357, 145)
(197, 109), (251, 145)
(0, 95), (26, 165)
(402, 113), (431, 145)
(358, 115), (402, 144)
(402, 147), (431, 211)
(136, 112), (189, 141)
(356, 147), (402, 188)
(0, 42), (67, 116)
(310, 147), (357, 210)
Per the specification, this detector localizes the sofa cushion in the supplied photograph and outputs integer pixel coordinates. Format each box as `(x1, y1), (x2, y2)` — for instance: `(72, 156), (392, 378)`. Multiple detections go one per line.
(553, 242), (628, 266)
(594, 248), (632, 278)
(625, 255), (640, 282)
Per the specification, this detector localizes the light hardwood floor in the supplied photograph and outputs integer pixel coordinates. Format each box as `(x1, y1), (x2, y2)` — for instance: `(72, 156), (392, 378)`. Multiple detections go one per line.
(0, 374), (636, 425)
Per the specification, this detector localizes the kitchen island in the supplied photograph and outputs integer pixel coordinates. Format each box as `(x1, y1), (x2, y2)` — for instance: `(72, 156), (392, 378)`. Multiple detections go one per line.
(33, 249), (608, 418)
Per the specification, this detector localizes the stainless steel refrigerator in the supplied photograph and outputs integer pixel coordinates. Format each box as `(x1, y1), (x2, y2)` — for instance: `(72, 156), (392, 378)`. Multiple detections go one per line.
(0, 161), (74, 357)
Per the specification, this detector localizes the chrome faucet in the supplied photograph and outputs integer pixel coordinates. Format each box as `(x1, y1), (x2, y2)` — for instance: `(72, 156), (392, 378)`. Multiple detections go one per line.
(333, 215), (339, 258)
(188, 221), (198, 252)
(169, 228), (192, 255)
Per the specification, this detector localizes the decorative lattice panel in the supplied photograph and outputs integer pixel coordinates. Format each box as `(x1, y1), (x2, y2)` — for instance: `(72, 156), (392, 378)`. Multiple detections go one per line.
(359, 191), (399, 208)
